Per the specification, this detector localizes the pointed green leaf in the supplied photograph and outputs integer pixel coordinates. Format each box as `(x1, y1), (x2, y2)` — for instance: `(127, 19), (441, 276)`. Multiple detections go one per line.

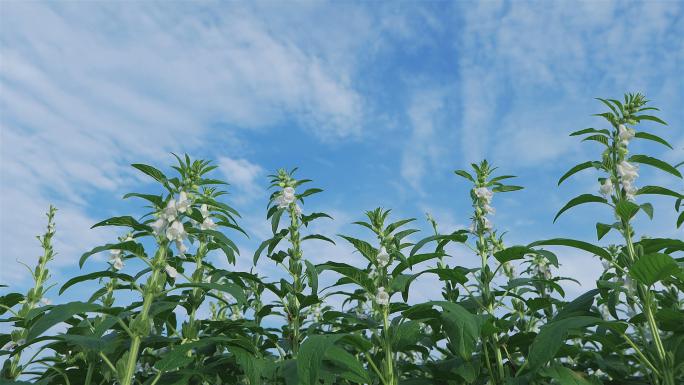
(554, 194), (607, 223)
(629, 155), (682, 178)
(629, 253), (679, 286)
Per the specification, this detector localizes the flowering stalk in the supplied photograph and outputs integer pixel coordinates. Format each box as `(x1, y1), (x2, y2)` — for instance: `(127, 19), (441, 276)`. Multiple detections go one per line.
(1, 206), (57, 380)
(120, 242), (169, 385)
(601, 95), (673, 385)
(558, 94), (680, 385)
(456, 161), (523, 383)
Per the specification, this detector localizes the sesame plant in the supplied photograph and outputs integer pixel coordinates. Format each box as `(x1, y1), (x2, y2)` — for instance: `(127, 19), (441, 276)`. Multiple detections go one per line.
(1, 93), (682, 385)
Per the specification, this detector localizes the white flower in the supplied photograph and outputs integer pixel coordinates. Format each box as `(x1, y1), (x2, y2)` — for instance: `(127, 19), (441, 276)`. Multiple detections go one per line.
(474, 187), (494, 203)
(601, 305), (611, 320)
(124, 234), (134, 242)
(483, 204), (496, 215)
(166, 220), (186, 242)
(162, 199), (178, 221)
(368, 268), (379, 280)
(1, 341), (17, 351)
(282, 187), (296, 205)
(200, 217), (217, 231)
(482, 217), (493, 231)
(176, 191), (191, 213)
(618, 124), (635, 143)
(599, 178), (614, 197)
(376, 247), (390, 268)
(617, 161), (639, 182)
(110, 249), (122, 259)
(601, 260), (611, 270)
(622, 180), (638, 201)
(375, 287), (390, 306)
(199, 204), (210, 219)
(175, 240), (187, 254)
(111, 256), (124, 271)
(40, 298), (52, 306)
(624, 275), (636, 295)
(164, 265), (178, 279)
(293, 203), (303, 217)
(275, 195), (288, 209)
(468, 221), (476, 234)
(150, 218), (167, 236)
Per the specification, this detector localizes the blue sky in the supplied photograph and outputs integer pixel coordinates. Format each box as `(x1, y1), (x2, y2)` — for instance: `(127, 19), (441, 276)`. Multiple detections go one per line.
(1, 1), (683, 304)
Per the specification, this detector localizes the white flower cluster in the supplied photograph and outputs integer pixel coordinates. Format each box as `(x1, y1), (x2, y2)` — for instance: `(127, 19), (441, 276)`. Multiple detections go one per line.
(536, 259), (553, 280)
(376, 246), (390, 268)
(110, 249), (124, 271)
(374, 286), (390, 306)
(599, 124), (639, 201)
(151, 192), (191, 254)
(470, 187), (494, 233)
(276, 186), (302, 216)
(617, 160), (639, 201)
(199, 204), (218, 231)
(164, 264), (178, 279)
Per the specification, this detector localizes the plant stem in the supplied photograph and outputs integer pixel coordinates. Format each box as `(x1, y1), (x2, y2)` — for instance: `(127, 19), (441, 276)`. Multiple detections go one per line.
(121, 244), (167, 385)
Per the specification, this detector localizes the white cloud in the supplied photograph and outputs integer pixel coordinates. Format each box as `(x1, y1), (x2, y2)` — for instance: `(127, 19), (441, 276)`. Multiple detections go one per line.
(457, 1), (683, 167)
(218, 157), (264, 203)
(400, 88), (447, 191)
(0, 2), (370, 285)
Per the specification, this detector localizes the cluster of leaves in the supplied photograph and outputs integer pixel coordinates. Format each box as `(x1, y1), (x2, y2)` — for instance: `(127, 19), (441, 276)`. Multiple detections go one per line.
(1, 94), (683, 385)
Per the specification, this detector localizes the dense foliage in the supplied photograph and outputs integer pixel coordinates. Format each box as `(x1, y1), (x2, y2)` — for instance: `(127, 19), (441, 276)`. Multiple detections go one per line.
(2, 93), (683, 385)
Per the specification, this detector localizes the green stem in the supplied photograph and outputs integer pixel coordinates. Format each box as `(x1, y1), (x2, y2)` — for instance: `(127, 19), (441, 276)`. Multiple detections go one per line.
(382, 308), (395, 385)
(121, 244), (167, 385)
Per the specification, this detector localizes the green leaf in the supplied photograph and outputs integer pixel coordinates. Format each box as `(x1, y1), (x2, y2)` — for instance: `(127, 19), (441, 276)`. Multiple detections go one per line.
(595, 223), (613, 240)
(91, 216), (151, 232)
(634, 131), (673, 149)
(528, 316), (601, 370)
(60, 271), (134, 295)
(27, 302), (101, 340)
(454, 169), (474, 182)
(634, 114), (667, 125)
(409, 231), (468, 256)
(615, 200), (640, 221)
(569, 128), (609, 136)
(392, 252), (445, 277)
(640, 203), (654, 220)
(558, 161), (600, 185)
(596, 97), (620, 116)
(79, 241), (146, 268)
(122, 192), (164, 207)
(492, 185), (523, 192)
(554, 289), (600, 321)
(582, 134), (609, 146)
(636, 185), (684, 199)
(338, 235), (377, 263)
(554, 194), (607, 223)
(304, 260), (318, 294)
(172, 282), (246, 304)
(540, 365), (593, 385)
(677, 211), (684, 228)
(131, 163), (168, 184)
(297, 334), (344, 385)
(629, 155), (682, 178)
(528, 238), (611, 260)
(493, 246), (532, 264)
(433, 301), (479, 360)
(301, 234), (336, 245)
(629, 253), (679, 286)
